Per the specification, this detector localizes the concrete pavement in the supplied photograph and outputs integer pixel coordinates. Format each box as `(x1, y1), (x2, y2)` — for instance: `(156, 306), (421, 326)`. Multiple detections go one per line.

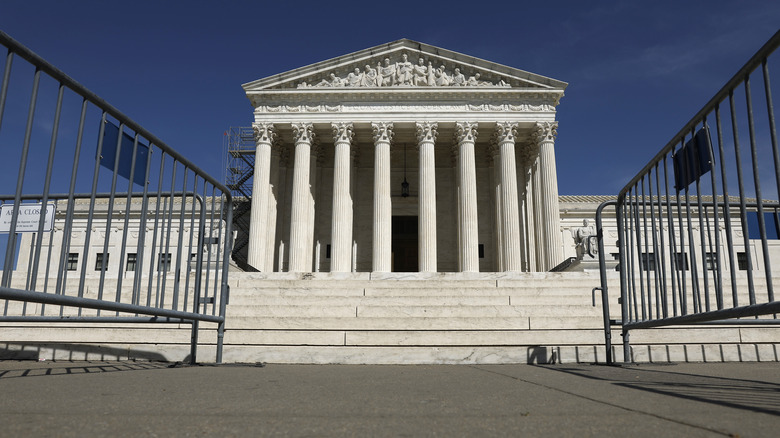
(0, 360), (778, 437)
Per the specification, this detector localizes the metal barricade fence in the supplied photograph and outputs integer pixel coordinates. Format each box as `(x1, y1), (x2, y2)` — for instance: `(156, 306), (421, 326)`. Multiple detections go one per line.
(596, 30), (780, 365)
(0, 30), (233, 363)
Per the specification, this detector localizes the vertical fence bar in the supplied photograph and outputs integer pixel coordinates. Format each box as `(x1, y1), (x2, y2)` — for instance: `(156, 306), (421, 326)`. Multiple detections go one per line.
(730, 91), (758, 304)
(96, 122), (127, 312)
(115, 134), (141, 309)
(715, 105), (738, 307)
(30, 83), (64, 291)
(745, 76), (775, 300)
(2, 67), (41, 287)
(147, 153), (166, 307)
(132, 145), (154, 306)
(159, 162), (178, 308)
(0, 49), (13, 131)
(172, 170), (189, 311)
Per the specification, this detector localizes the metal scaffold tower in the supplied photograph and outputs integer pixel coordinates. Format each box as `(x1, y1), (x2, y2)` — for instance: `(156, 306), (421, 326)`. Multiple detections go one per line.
(223, 127), (255, 268)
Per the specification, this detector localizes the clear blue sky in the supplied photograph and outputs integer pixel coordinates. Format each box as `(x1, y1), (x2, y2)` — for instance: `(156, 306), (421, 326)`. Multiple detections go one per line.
(1, 0), (778, 195)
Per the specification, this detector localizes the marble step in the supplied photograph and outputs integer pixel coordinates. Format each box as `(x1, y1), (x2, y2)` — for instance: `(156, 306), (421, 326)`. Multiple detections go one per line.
(223, 304), (602, 318)
(228, 286), (603, 297)
(225, 294), (602, 307)
(224, 316), (604, 330)
(221, 326), (779, 347)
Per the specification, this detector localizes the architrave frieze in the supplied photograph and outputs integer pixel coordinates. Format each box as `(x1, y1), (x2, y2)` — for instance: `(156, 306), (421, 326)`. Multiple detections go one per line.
(249, 88), (562, 124)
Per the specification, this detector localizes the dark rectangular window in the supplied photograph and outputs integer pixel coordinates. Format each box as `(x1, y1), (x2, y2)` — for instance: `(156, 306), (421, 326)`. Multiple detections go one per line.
(126, 253), (137, 272)
(157, 253), (172, 272)
(674, 252), (689, 271)
(478, 244), (485, 259)
(326, 244), (331, 259)
(640, 253), (656, 271)
(95, 253), (109, 271)
(705, 252), (717, 271)
(737, 252), (749, 271)
(66, 253), (78, 271)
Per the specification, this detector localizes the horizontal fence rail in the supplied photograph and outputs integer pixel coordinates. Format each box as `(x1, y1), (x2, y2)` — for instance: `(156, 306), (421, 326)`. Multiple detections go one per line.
(0, 30), (233, 363)
(597, 30), (780, 364)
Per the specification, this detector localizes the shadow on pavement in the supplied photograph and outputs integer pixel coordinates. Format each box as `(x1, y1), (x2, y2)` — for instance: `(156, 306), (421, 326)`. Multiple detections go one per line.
(541, 364), (780, 416)
(0, 360), (172, 379)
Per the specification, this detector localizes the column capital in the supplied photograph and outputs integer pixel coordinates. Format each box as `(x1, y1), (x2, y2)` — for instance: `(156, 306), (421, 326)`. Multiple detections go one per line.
(371, 122), (394, 144)
(331, 122), (354, 144)
(415, 122), (438, 144)
(252, 122), (277, 144)
(532, 121), (558, 144)
(454, 122), (478, 144)
(291, 122), (315, 144)
(493, 122), (518, 145)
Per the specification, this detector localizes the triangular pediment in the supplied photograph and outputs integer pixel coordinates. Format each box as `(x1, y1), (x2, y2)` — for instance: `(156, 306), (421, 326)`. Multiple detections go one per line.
(242, 39), (567, 92)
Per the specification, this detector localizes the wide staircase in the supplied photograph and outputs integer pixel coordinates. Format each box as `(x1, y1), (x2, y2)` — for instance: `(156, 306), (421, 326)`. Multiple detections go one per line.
(218, 271), (780, 364)
(3, 271), (778, 363)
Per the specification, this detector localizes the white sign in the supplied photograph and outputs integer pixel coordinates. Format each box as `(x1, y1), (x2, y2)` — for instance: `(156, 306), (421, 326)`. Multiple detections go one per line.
(0, 203), (56, 233)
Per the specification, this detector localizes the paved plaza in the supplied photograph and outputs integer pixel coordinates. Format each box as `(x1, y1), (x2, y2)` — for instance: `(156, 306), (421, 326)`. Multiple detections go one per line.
(0, 360), (778, 436)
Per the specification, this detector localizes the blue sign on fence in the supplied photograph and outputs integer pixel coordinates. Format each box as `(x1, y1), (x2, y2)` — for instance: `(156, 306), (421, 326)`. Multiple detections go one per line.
(673, 126), (713, 192)
(98, 121), (149, 186)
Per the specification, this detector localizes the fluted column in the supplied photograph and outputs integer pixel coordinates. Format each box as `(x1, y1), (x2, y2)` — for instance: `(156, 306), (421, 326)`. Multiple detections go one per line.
(416, 122), (438, 272)
(264, 139), (283, 271)
(247, 123), (276, 271)
(307, 139), (322, 271)
(489, 143), (503, 271)
(455, 122), (479, 272)
(531, 151), (544, 270)
(495, 122), (522, 271)
(519, 146), (536, 272)
(372, 122), (393, 272)
(288, 123), (315, 272)
(534, 121), (563, 270)
(330, 122), (354, 272)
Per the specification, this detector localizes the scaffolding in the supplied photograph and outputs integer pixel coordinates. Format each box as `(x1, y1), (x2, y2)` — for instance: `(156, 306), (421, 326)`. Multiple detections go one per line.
(223, 127), (255, 269)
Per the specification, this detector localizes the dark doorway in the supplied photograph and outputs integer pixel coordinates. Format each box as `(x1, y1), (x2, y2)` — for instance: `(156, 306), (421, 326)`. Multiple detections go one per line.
(392, 216), (418, 272)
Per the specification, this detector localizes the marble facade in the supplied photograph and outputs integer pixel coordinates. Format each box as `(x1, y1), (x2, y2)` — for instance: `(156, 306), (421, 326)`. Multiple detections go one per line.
(242, 39), (568, 273)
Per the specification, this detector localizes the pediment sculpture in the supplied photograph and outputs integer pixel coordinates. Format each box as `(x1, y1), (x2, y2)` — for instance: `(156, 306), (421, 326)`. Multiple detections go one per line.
(297, 53), (512, 89)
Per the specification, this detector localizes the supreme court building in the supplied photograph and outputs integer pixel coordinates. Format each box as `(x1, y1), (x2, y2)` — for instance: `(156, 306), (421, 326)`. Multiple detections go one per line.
(241, 39), (568, 274)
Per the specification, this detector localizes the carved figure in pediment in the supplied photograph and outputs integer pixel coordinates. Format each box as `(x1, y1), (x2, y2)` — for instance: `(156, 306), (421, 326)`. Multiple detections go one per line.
(378, 58), (396, 86)
(427, 61), (436, 85)
(329, 73), (345, 87)
(396, 53), (413, 85)
(413, 57), (429, 86)
(434, 65), (451, 86)
(466, 73), (481, 86)
(347, 68), (362, 87)
(451, 68), (466, 86)
(362, 65), (379, 87)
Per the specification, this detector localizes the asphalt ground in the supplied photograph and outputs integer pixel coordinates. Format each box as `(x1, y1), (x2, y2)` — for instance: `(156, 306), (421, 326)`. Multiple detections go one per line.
(0, 360), (778, 437)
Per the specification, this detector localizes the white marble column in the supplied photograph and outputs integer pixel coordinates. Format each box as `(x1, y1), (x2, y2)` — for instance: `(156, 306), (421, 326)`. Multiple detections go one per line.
(247, 123), (276, 271)
(495, 122), (522, 271)
(371, 122), (393, 272)
(288, 123), (315, 272)
(307, 140), (322, 272)
(534, 121), (563, 270)
(416, 122), (438, 272)
(531, 151), (544, 270)
(455, 122), (479, 272)
(518, 147), (535, 272)
(330, 122), (354, 272)
(264, 139), (283, 272)
(489, 143), (504, 272)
